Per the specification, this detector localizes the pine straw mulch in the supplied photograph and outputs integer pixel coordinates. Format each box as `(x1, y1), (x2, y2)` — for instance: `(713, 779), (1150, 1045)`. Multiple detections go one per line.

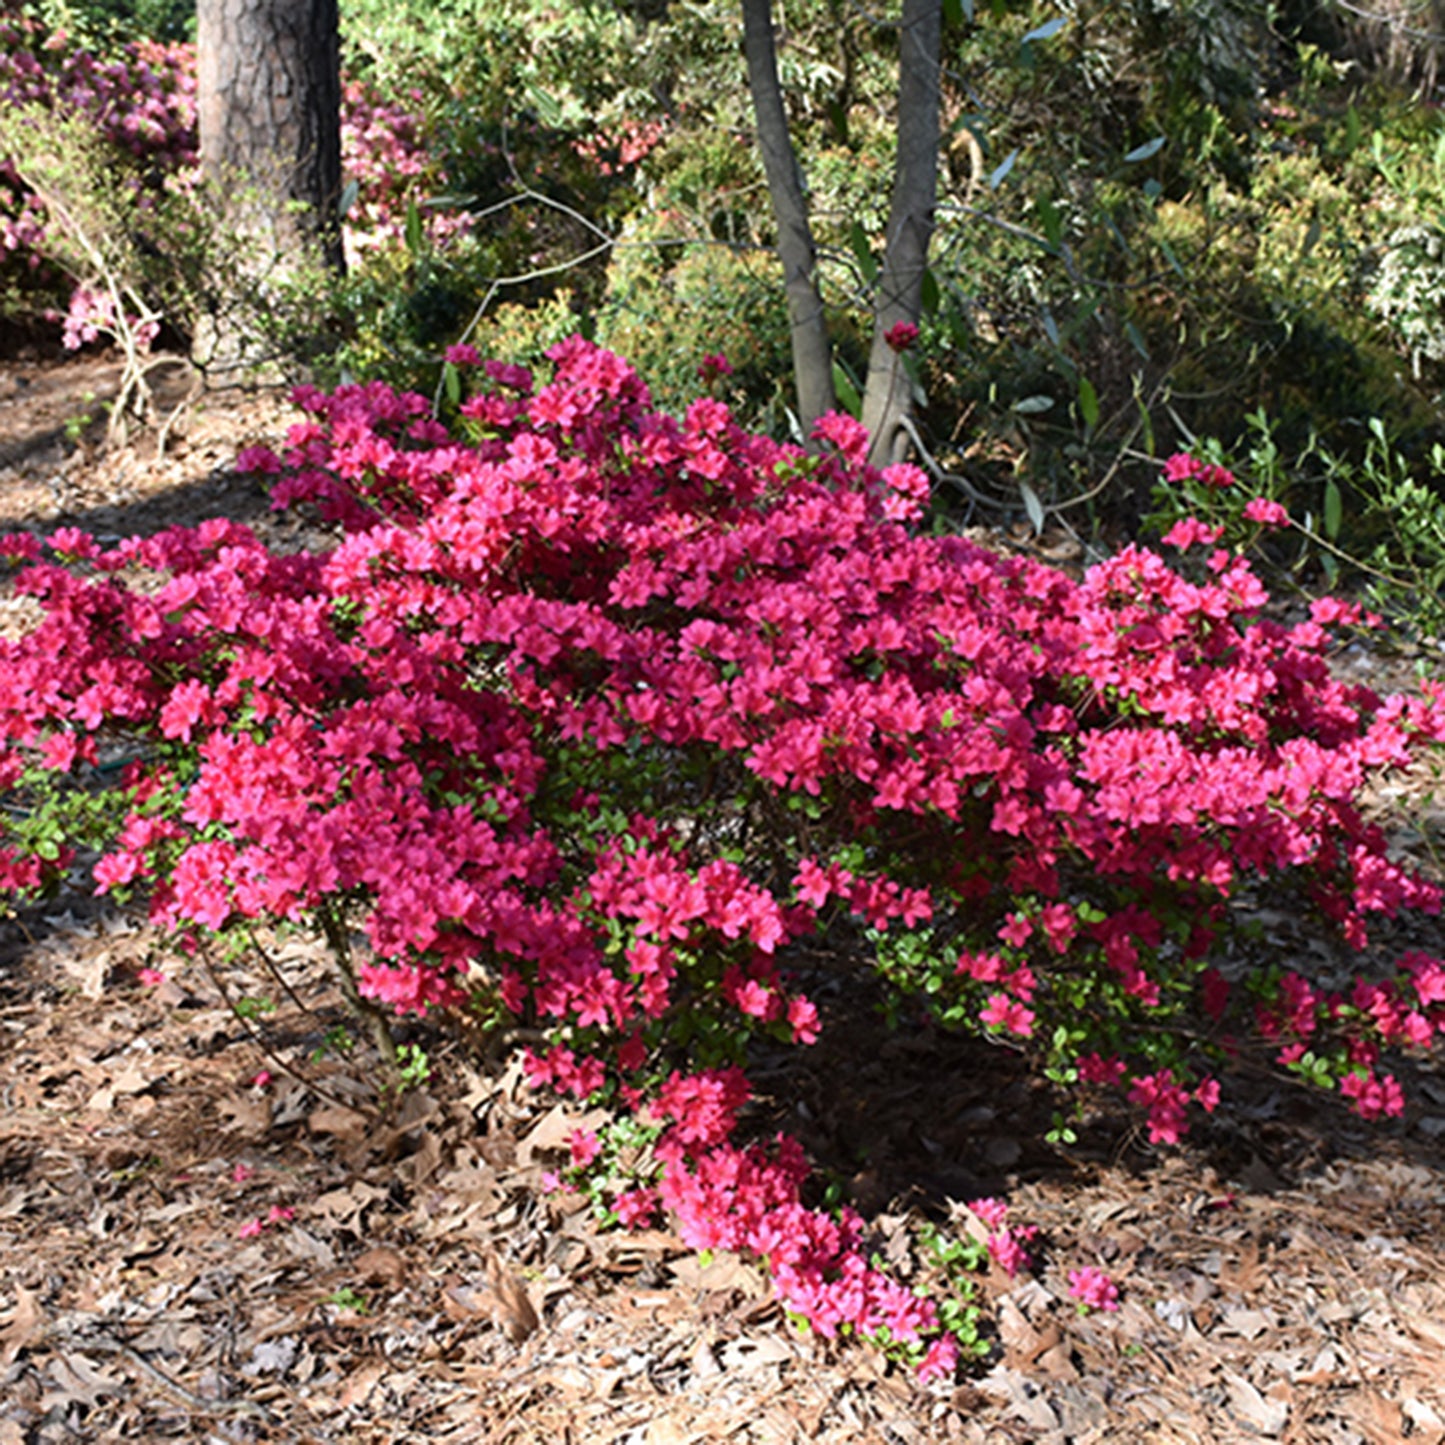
(2, 349), (1445, 1444)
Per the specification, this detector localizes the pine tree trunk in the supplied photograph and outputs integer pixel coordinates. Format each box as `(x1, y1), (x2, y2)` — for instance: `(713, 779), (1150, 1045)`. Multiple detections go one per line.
(195, 0), (343, 375)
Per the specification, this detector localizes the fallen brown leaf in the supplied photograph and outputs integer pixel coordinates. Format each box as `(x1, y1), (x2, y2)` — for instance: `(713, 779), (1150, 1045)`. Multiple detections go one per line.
(0, 1286), (45, 1366)
(352, 1245), (408, 1290)
(482, 1252), (540, 1344)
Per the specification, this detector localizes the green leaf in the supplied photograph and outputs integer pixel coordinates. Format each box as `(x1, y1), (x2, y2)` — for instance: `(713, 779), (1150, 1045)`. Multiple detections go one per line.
(1036, 194), (1063, 251)
(443, 361), (461, 407)
(1123, 136), (1166, 163)
(526, 81), (563, 128)
(1324, 478), (1343, 541)
(849, 220), (878, 285)
(831, 360), (862, 419)
(1133, 377), (1155, 455)
(1077, 375), (1099, 430)
(921, 266), (940, 316)
(1298, 214), (1322, 261)
(1022, 15), (1067, 43)
(1019, 479), (1046, 534)
(988, 148), (1019, 190)
(404, 200), (424, 256)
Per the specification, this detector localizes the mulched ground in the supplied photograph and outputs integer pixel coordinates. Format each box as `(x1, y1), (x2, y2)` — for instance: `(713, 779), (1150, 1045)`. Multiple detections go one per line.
(2, 350), (1445, 1444)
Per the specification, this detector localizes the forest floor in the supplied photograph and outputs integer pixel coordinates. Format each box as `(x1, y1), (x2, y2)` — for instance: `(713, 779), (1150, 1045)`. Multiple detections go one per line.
(3, 350), (1445, 1445)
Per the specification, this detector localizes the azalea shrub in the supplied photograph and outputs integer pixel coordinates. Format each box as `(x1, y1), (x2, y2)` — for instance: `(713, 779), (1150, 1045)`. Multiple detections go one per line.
(3, 339), (1445, 1375)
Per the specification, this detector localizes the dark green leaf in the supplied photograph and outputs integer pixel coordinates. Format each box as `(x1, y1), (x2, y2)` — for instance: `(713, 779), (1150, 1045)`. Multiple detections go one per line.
(849, 220), (877, 285)
(1037, 194), (1063, 250)
(831, 360), (862, 419)
(1324, 478), (1343, 541)
(921, 266), (940, 316)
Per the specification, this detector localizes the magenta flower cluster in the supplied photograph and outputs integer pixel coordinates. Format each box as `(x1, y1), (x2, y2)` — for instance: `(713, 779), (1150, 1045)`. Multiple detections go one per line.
(1067, 1266), (1120, 1312)
(3, 338), (1444, 1374)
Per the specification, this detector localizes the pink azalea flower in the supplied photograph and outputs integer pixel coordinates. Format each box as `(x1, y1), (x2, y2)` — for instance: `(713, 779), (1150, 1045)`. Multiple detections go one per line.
(568, 1128), (602, 1168)
(1242, 496), (1288, 527)
(1067, 1266), (1120, 1312)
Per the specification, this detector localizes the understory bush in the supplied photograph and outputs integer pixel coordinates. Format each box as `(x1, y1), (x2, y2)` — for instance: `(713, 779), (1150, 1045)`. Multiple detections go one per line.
(1146, 409), (1445, 642)
(3, 339), (1445, 1375)
(0, 9), (466, 359)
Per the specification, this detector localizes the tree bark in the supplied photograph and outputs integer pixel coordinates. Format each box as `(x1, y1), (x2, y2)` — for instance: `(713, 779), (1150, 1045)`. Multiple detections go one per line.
(195, 0), (343, 373)
(741, 0), (837, 438)
(860, 0), (940, 467)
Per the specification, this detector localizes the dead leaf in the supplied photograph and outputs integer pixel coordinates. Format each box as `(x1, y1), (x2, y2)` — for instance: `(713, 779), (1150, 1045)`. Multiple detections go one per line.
(306, 1103), (369, 1141)
(338, 1360), (387, 1410)
(311, 1182), (386, 1232)
(669, 1249), (767, 1298)
(1224, 1371), (1289, 1437)
(63, 948), (109, 1000)
(398, 1126), (443, 1186)
(1217, 1305), (1274, 1341)
(41, 1351), (126, 1409)
(0, 1286), (45, 1366)
(216, 1092), (273, 1134)
(997, 1297), (1050, 1366)
(516, 1104), (610, 1166)
(353, 1246), (408, 1290)
(1402, 1312), (1445, 1352)
(482, 1252), (540, 1344)
(1219, 1235), (1263, 1293)
(644, 1413), (704, 1444)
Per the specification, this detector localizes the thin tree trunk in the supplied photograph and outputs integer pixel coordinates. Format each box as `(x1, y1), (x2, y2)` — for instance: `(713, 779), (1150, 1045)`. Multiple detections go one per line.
(860, 0), (940, 467)
(741, 0), (837, 437)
